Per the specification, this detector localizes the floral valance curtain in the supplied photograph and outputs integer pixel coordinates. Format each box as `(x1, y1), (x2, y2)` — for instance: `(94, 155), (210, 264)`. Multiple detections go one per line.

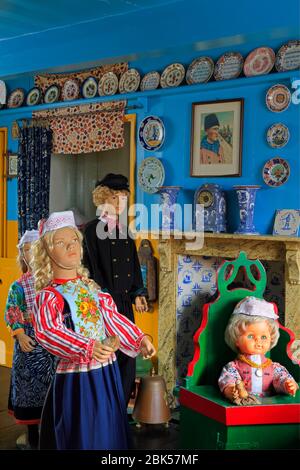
(34, 63), (128, 93)
(18, 126), (52, 236)
(32, 100), (126, 154)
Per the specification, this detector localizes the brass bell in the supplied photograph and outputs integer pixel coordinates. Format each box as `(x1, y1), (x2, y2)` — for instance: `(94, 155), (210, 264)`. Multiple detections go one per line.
(132, 368), (171, 427)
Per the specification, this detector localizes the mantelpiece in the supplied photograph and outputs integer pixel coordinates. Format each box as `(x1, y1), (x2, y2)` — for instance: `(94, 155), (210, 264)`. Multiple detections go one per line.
(137, 230), (300, 399)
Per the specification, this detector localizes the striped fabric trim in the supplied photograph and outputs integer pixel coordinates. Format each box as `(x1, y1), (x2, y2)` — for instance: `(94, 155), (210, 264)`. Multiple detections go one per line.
(56, 356), (117, 374)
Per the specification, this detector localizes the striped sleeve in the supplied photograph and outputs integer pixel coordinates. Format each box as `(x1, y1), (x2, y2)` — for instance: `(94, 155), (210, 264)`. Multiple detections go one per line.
(32, 289), (95, 363)
(99, 292), (145, 358)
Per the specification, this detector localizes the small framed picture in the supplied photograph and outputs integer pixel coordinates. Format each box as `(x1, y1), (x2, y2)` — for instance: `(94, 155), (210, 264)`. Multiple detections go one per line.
(273, 209), (300, 237)
(190, 98), (244, 177)
(7, 154), (18, 178)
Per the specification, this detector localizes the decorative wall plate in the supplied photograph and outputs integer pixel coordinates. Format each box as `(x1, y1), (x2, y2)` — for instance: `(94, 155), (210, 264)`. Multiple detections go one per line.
(266, 84), (291, 112)
(138, 157), (165, 194)
(0, 80), (7, 107)
(44, 84), (60, 104)
(81, 76), (98, 99)
(119, 69), (140, 93)
(267, 123), (290, 148)
(7, 88), (25, 108)
(275, 40), (300, 72)
(138, 115), (165, 151)
(62, 79), (80, 101)
(243, 47), (275, 76)
(160, 63), (185, 88)
(140, 71), (160, 91)
(26, 87), (42, 106)
(186, 57), (214, 84)
(262, 157), (290, 187)
(214, 52), (244, 80)
(98, 72), (118, 96)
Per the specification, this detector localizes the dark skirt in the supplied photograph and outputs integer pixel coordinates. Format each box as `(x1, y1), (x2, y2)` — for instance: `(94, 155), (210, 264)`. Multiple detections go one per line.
(40, 360), (131, 450)
(8, 324), (56, 424)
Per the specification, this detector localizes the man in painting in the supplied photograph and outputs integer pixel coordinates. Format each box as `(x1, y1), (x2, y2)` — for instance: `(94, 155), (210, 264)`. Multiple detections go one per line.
(200, 113), (224, 164)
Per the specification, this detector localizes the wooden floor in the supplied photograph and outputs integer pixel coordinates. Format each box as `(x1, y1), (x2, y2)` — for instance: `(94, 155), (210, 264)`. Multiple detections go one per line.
(0, 366), (179, 450)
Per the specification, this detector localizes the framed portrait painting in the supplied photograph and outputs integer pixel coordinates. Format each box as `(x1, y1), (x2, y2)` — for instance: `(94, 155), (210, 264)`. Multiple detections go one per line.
(190, 98), (244, 177)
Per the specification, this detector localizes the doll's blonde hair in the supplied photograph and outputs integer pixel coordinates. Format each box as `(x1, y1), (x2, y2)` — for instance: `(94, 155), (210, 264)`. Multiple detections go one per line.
(92, 185), (129, 208)
(225, 313), (280, 353)
(31, 226), (89, 292)
(17, 246), (28, 274)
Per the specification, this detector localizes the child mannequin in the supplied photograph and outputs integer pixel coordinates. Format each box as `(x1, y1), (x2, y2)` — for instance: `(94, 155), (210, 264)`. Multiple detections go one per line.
(31, 211), (156, 450)
(4, 230), (56, 449)
(218, 296), (299, 404)
(83, 173), (148, 406)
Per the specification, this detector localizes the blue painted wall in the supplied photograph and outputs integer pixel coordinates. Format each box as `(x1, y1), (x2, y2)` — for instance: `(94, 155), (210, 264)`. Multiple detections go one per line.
(0, 1), (299, 234)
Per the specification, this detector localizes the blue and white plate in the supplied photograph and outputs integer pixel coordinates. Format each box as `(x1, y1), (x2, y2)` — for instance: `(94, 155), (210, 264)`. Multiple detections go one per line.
(267, 123), (290, 148)
(138, 157), (165, 194)
(44, 84), (60, 104)
(81, 76), (98, 99)
(138, 115), (165, 151)
(26, 87), (42, 106)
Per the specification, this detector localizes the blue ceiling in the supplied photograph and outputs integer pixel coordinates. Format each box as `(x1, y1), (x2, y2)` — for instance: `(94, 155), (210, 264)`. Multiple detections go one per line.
(0, 0), (179, 40)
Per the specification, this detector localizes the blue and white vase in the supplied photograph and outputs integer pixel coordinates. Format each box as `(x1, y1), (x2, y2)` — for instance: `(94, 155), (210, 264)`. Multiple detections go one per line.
(158, 186), (181, 231)
(234, 185), (261, 235)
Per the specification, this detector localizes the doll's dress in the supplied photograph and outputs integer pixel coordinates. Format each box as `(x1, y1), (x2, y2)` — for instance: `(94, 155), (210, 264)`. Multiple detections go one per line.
(33, 277), (145, 450)
(218, 354), (294, 397)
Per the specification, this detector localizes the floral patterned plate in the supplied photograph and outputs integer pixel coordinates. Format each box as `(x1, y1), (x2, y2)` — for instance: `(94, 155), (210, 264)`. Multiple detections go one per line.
(98, 72), (119, 96)
(119, 69), (140, 93)
(62, 79), (80, 101)
(140, 71), (160, 91)
(275, 40), (300, 72)
(267, 123), (290, 148)
(262, 157), (290, 187)
(243, 47), (275, 76)
(138, 115), (165, 151)
(138, 157), (165, 194)
(44, 84), (60, 104)
(160, 63), (185, 88)
(81, 76), (98, 99)
(266, 84), (291, 112)
(26, 87), (42, 106)
(214, 52), (244, 80)
(7, 88), (25, 108)
(186, 57), (214, 84)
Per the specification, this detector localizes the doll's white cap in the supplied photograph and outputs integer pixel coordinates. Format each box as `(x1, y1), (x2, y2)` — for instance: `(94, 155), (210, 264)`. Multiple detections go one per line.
(232, 296), (279, 320)
(17, 229), (39, 247)
(39, 211), (76, 236)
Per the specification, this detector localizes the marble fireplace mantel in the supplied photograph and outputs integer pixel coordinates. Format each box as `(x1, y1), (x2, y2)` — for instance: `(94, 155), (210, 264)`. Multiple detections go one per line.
(137, 230), (300, 399)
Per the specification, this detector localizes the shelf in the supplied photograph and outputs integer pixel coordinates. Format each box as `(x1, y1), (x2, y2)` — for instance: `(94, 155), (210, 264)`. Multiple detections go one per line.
(0, 70), (298, 119)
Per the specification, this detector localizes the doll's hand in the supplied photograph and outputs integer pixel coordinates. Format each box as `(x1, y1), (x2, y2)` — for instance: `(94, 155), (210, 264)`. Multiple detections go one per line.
(16, 332), (35, 352)
(92, 341), (114, 363)
(135, 296), (148, 313)
(140, 336), (156, 359)
(223, 384), (239, 402)
(284, 379), (299, 397)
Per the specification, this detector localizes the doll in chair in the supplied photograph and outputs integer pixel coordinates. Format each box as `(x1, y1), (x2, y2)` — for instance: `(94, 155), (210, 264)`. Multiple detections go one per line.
(218, 296), (299, 405)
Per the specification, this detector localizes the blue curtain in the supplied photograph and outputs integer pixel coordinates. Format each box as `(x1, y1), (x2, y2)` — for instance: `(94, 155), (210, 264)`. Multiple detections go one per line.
(18, 126), (52, 236)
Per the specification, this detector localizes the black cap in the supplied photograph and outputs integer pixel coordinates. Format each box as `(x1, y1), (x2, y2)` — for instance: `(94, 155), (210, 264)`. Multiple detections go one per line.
(95, 173), (130, 191)
(204, 113), (220, 131)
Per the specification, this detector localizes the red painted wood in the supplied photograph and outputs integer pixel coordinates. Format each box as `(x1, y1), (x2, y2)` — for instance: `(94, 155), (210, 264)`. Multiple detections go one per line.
(180, 388), (300, 426)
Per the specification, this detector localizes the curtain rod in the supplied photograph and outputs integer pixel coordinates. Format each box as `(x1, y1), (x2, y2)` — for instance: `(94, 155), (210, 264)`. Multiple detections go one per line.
(16, 103), (143, 124)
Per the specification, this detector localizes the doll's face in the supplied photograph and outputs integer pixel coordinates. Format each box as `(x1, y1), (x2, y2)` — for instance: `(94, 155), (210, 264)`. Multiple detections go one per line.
(235, 320), (272, 355)
(105, 190), (128, 216)
(51, 228), (81, 269)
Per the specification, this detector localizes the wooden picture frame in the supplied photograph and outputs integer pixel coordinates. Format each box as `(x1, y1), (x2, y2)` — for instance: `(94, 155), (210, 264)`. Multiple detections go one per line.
(190, 98), (244, 177)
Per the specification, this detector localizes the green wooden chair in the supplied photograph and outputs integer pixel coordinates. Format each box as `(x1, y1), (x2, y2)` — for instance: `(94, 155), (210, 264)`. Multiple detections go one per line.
(179, 251), (300, 450)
